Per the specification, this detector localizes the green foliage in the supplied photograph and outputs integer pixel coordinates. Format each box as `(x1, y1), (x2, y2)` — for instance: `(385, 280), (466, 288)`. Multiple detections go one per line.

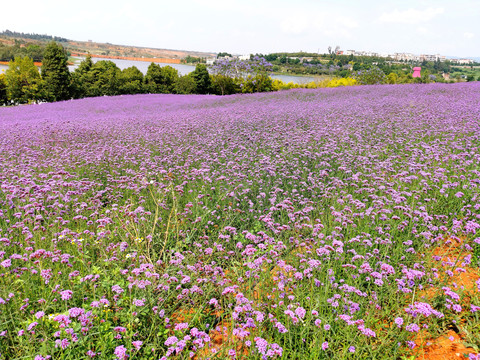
(72, 58), (121, 98)
(239, 74), (273, 93)
(217, 52), (232, 58)
(118, 66), (145, 94)
(466, 74), (476, 82)
(387, 72), (398, 84)
(71, 55), (94, 98)
(41, 41), (72, 101)
(89, 60), (121, 97)
(0, 74), (7, 105)
(0, 43), (46, 62)
(5, 56), (44, 104)
(474, 243), (480, 268)
(397, 73), (414, 84)
(191, 63), (212, 94)
(184, 55), (204, 64)
(144, 63), (179, 93)
(1, 29), (69, 42)
(173, 74), (196, 94)
(210, 74), (239, 95)
(353, 66), (386, 85)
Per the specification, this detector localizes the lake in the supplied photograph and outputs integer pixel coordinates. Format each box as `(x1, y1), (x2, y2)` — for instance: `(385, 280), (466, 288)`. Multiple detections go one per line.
(1, 58), (318, 85)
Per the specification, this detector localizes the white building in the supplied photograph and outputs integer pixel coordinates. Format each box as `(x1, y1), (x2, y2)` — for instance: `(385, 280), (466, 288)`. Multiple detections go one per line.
(419, 54), (445, 62)
(452, 58), (474, 65)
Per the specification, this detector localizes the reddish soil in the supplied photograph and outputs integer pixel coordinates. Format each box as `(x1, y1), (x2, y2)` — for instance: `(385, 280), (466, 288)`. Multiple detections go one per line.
(412, 237), (480, 359)
(0, 60), (42, 66)
(70, 52), (181, 64)
(414, 330), (476, 359)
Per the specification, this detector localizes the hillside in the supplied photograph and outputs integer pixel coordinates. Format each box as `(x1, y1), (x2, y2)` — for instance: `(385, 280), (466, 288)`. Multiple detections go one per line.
(0, 30), (216, 60)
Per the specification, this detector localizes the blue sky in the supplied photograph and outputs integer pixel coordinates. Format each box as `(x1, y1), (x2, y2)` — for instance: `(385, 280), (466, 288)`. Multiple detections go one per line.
(2, 0), (479, 57)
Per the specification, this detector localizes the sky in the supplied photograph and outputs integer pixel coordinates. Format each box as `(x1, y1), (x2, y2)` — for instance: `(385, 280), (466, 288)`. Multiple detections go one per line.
(1, 0), (479, 58)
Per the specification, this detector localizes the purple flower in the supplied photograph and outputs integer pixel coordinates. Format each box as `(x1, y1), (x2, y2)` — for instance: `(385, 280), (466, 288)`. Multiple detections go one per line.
(55, 338), (70, 349)
(165, 336), (178, 346)
(133, 298), (145, 307)
(35, 311), (45, 319)
(322, 342), (329, 350)
(174, 322), (189, 331)
(60, 290), (73, 301)
(275, 321), (288, 333)
(394, 317), (404, 327)
(0, 259), (11, 268)
(406, 323), (420, 333)
(114, 345), (128, 360)
(112, 285), (124, 294)
(132, 341), (143, 351)
(295, 307), (306, 319)
(68, 307), (85, 318)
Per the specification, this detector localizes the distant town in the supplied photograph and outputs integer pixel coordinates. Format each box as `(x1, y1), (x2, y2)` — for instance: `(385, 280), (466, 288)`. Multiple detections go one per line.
(337, 49), (474, 65)
(206, 49), (475, 66)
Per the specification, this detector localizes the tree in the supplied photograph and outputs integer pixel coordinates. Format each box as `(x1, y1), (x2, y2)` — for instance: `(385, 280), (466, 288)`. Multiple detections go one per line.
(387, 72), (398, 84)
(71, 55), (94, 98)
(5, 56), (44, 104)
(41, 41), (72, 101)
(0, 74), (8, 105)
(88, 60), (121, 96)
(71, 57), (121, 97)
(26, 45), (44, 62)
(144, 63), (179, 93)
(119, 66), (144, 94)
(217, 52), (232, 58)
(191, 64), (212, 94)
(174, 74), (197, 94)
(352, 66), (386, 85)
(210, 74), (238, 95)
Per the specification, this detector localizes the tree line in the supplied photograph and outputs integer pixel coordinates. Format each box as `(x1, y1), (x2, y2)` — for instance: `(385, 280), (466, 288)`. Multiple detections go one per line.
(0, 30), (69, 42)
(253, 52), (480, 83)
(0, 43), (46, 62)
(0, 42), (282, 106)
(4, 42), (473, 106)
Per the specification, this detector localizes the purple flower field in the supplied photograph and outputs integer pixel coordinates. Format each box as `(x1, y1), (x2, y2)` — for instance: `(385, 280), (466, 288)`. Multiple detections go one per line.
(1, 83), (480, 359)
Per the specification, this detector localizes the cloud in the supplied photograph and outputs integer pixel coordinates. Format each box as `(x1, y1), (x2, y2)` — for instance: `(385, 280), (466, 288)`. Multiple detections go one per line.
(281, 15), (310, 35)
(279, 10), (357, 38)
(464, 32), (474, 39)
(416, 26), (430, 35)
(378, 7), (444, 24)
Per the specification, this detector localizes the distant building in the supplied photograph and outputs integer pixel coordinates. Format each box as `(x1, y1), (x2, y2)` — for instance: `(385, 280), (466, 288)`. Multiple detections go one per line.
(419, 54), (444, 62)
(412, 67), (421, 78)
(206, 57), (216, 65)
(300, 57), (314, 62)
(238, 55), (250, 61)
(452, 58), (474, 65)
(394, 53), (419, 62)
